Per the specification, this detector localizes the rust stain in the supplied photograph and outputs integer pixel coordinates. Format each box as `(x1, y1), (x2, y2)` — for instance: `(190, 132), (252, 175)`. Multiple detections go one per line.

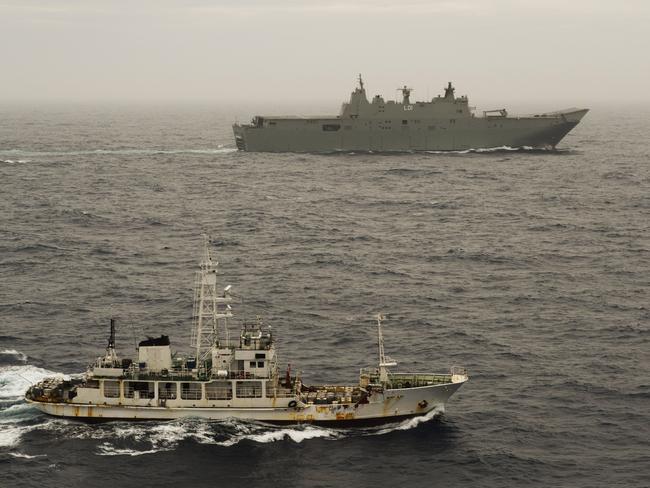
(336, 412), (355, 420)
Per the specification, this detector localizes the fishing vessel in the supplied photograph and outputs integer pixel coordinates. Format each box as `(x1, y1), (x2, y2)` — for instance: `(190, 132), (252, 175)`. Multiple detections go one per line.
(25, 239), (468, 424)
(233, 75), (588, 152)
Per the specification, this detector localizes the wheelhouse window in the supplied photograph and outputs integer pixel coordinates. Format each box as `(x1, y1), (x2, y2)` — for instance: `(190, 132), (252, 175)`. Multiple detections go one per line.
(180, 382), (202, 400)
(236, 381), (262, 398)
(322, 124), (341, 131)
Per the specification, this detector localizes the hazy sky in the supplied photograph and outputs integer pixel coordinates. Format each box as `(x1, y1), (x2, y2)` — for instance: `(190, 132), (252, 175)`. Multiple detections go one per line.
(1, 0), (649, 106)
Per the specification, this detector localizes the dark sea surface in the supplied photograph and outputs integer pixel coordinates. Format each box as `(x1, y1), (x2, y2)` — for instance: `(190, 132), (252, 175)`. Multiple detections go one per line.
(0, 104), (648, 487)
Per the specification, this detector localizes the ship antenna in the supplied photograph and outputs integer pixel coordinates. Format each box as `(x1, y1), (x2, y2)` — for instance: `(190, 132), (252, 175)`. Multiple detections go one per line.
(358, 73), (364, 91)
(376, 313), (397, 383)
(108, 318), (116, 351)
(104, 317), (118, 365)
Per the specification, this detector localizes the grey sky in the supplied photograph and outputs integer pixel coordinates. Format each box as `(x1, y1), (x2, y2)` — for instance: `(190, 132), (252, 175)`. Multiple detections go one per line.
(1, 0), (648, 107)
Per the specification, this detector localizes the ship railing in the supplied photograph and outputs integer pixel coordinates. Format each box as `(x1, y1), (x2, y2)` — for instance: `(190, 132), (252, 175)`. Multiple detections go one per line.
(270, 391), (296, 398)
(179, 391), (202, 400)
(122, 364), (278, 382)
(360, 369), (455, 388)
(387, 373), (454, 388)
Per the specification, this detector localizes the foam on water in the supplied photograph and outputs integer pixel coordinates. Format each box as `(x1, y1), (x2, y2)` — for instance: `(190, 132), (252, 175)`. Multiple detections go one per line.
(425, 145), (536, 154)
(0, 355), (66, 448)
(216, 423), (340, 447)
(373, 406), (444, 435)
(9, 452), (48, 459)
(0, 364), (65, 400)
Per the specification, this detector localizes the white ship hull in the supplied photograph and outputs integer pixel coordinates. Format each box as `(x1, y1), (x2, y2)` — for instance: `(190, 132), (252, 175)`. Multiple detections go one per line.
(27, 379), (465, 424)
(25, 240), (469, 426)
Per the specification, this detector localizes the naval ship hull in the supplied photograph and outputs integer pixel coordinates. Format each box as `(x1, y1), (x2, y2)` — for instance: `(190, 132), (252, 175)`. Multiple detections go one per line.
(26, 377), (465, 425)
(233, 108), (587, 152)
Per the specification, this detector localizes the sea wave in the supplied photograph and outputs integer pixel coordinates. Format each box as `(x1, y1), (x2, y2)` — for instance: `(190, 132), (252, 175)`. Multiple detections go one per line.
(0, 349), (28, 365)
(1, 159), (30, 164)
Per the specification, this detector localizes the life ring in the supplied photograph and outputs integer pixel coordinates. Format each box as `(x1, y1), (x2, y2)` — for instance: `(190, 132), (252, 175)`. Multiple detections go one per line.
(288, 400), (297, 408)
(418, 400), (428, 409)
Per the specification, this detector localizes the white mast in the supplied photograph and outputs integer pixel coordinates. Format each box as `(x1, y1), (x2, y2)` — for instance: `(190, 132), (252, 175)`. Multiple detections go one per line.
(190, 236), (233, 361)
(376, 313), (397, 383)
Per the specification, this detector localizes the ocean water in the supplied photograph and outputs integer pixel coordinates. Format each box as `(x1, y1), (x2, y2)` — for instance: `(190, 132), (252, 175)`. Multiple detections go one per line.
(0, 104), (648, 487)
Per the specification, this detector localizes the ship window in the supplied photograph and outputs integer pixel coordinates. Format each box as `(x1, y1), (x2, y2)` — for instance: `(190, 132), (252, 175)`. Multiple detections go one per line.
(402, 120), (408, 125)
(158, 382), (177, 400)
(206, 381), (232, 400)
(257, 361), (264, 368)
(255, 353), (265, 359)
(236, 381), (262, 398)
(249, 361), (257, 368)
(124, 381), (155, 399)
(103, 380), (120, 398)
(322, 124), (341, 131)
(180, 382), (202, 400)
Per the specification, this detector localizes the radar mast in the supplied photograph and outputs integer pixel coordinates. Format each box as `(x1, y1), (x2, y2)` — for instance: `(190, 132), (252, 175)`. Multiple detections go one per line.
(376, 313), (397, 383)
(444, 82), (455, 99)
(190, 235), (233, 361)
(398, 85), (413, 105)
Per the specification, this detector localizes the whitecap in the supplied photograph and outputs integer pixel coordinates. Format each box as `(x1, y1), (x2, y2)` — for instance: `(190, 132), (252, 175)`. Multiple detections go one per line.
(0, 349), (28, 364)
(0, 424), (26, 448)
(97, 443), (160, 457)
(217, 425), (339, 446)
(9, 452), (47, 459)
(0, 159), (30, 164)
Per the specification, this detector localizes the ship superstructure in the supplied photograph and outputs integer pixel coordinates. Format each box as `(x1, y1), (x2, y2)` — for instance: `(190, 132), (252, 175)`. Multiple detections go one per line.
(232, 75), (588, 152)
(26, 239), (468, 424)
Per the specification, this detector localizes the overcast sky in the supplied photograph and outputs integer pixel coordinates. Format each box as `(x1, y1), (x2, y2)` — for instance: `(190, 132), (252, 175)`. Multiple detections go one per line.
(1, 0), (648, 107)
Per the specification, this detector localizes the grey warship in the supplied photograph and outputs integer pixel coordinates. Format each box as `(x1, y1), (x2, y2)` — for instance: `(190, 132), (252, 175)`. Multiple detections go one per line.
(233, 76), (588, 152)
